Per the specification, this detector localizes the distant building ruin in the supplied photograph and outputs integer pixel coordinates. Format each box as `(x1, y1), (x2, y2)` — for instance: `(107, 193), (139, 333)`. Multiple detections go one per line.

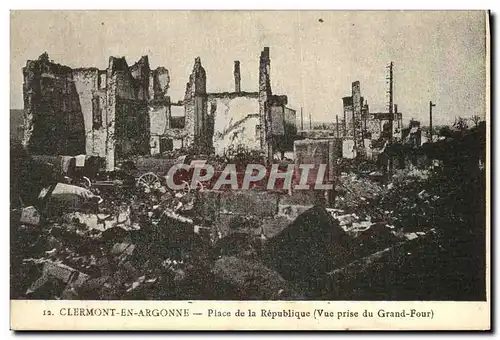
(340, 80), (403, 158)
(342, 82), (368, 152)
(402, 119), (422, 147)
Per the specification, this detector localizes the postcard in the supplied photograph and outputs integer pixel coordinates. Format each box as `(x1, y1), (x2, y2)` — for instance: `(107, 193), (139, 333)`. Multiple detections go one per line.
(9, 10), (490, 331)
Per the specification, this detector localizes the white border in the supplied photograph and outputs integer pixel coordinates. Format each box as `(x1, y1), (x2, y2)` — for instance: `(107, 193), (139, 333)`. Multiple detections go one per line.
(2, 2), (497, 338)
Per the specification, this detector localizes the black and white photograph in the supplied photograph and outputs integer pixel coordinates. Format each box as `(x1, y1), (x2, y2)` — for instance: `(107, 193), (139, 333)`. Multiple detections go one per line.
(9, 9), (488, 320)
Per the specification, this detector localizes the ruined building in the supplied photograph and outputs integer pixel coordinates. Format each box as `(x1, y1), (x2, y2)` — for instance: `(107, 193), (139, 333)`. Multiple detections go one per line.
(22, 48), (296, 168)
(341, 80), (402, 155)
(23, 53), (167, 170)
(401, 119), (422, 148)
(23, 53), (86, 156)
(342, 81), (368, 154)
(208, 47), (296, 159)
(151, 47), (296, 158)
(184, 57), (209, 150)
(149, 56), (208, 155)
(22, 53), (206, 170)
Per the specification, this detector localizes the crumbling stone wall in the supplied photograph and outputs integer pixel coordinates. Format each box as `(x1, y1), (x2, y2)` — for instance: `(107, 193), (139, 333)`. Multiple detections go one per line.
(209, 93), (260, 155)
(214, 113), (260, 156)
(22, 49), (293, 163)
(166, 103), (188, 150)
(22, 53), (170, 168)
(294, 138), (338, 183)
(73, 68), (106, 156)
(342, 96), (354, 138)
(149, 102), (169, 136)
(22, 53), (86, 155)
(75, 56), (152, 168)
(284, 107), (297, 131)
(352, 81), (365, 155)
(129, 56), (150, 101)
(257, 48), (292, 160)
(101, 57), (153, 163)
(104, 63), (118, 170)
(146, 66), (172, 155)
(184, 57), (209, 151)
(149, 98), (187, 155)
(201, 49), (294, 158)
(270, 105), (285, 137)
(269, 95), (288, 137)
(149, 67), (170, 101)
(364, 119), (382, 140)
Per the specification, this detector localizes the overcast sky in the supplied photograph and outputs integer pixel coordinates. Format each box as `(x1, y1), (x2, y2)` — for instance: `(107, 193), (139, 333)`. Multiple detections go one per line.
(10, 10), (487, 126)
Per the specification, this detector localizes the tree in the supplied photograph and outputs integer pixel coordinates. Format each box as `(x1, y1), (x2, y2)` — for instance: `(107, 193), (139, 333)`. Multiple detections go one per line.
(453, 116), (469, 133)
(439, 125), (453, 138)
(470, 115), (482, 128)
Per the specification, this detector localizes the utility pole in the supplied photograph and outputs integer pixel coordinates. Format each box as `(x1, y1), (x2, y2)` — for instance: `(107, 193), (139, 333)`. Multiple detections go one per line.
(385, 61), (395, 177)
(336, 114), (339, 138)
(429, 101), (436, 143)
(300, 107), (304, 131)
(386, 61), (394, 143)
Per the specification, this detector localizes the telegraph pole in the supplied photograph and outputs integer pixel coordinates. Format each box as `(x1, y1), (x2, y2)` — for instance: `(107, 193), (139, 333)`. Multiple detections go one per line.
(300, 107), (304, 131)
(336, 114), (339, 138)
(386, 61), (394, 143)
(429, 101), (436, 142)
(385, 61), (395, 176)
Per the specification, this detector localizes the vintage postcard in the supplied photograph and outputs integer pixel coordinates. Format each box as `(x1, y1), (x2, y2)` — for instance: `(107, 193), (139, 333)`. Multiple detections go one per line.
(9, 10), (490, 331)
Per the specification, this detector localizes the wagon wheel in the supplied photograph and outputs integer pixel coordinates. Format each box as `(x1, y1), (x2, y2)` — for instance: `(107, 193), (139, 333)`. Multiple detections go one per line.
(181, 181), (191, 194)
(78, 176), (92, 189)
(137, 172), (161, 190)
(195, 180), (205, 192)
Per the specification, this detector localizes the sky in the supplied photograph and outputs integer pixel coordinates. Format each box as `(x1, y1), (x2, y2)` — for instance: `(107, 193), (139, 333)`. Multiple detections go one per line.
(10, 10), (487, 126)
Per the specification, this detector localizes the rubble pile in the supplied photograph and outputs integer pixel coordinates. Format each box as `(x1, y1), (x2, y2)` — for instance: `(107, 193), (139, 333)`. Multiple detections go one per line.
(7, 168), (441, 300)
(334, 172), (386, 221)
(13, 180), (204, 299)
(263, 206), (352, 288)
(320, 160), (485, 300)
(333, 168), (438, 238)
(11, 173), (310, 300)
(11, 138), (486, 300)
(212, 256), (304, 300)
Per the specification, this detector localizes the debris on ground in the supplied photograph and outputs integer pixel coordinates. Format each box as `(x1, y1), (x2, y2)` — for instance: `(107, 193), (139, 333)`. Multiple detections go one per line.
(212, 256), (304, 300)
(11, 131), (486, 301)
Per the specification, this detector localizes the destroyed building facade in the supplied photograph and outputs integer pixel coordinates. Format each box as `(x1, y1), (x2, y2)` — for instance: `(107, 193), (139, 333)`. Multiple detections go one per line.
(209, 47), (296, 158)
(342, 82), (368, 150)
(23, 53), (167, 170)
(340, 80), (403, 158)
(23, 53), (86, 156)
(148, 57), (209, 155)
(22, 48), (296, 167)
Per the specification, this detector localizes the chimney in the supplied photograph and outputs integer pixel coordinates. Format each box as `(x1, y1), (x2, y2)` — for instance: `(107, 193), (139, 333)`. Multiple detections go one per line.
(234, 60), (241, 93)
(263, 47), (270, 58)
(259, 47), (271, 95)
